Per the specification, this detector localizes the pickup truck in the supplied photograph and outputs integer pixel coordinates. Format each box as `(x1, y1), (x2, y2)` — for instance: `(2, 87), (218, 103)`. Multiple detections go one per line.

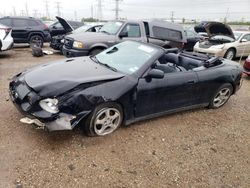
(62, 20), (187, 57)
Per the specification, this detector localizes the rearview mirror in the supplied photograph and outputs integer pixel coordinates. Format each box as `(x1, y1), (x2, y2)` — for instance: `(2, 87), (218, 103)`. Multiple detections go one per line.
(147, 69), (164, 79)
(119, 31), (128, 38)
(241, 39), (247, 43)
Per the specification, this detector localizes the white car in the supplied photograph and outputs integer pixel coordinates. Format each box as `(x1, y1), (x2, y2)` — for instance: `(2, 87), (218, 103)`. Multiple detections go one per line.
(0, 23), (13, 51)
(193, 22), (250, 60)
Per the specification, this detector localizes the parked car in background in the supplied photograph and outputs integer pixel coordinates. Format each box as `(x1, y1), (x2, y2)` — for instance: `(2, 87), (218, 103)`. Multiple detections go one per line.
(0, 16), (51, 48)
(49, 18), (84, 37)
(243, 55), (250, 76)
(183, 29), (204, 51)
(9, 41), (243, 136)
(62, 20), (187, 57)
(50, 16), (103, 51)
(193, 21), (250, 60)
(0, 23), (14, 51)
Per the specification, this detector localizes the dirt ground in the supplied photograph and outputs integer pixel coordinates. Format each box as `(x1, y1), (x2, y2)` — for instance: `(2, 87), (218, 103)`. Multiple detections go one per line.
(0, 45), (250, 188)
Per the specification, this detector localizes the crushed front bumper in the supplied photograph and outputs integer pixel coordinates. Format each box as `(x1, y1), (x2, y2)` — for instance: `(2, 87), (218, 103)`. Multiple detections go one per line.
(20, 113), (77, 131)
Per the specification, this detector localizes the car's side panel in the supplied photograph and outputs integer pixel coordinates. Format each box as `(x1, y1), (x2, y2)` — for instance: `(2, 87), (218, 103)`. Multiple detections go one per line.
(135, 71), (199, 117)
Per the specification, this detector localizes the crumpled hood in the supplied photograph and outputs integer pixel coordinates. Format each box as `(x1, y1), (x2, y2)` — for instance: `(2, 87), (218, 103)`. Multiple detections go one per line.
(56, 16), (74, 33)
(194, 21), (235, 39)
(24, 57), (124, 97)
(66, 32), (115, 43)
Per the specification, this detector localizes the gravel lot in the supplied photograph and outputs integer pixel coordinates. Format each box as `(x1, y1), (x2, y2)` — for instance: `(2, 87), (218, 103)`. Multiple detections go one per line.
(0, 45), (250, 188)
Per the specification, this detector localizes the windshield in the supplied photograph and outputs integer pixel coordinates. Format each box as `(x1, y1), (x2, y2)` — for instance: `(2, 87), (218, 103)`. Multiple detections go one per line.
(95, 41), (158, 74)
(99, 21), (123, 35)
(72, 25), (91, 34)
(233, 32), (243, 40)
(210, 35), (234, 42)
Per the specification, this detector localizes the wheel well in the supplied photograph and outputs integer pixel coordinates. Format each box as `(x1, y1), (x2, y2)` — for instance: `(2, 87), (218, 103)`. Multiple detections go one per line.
(89, 46), (106, 55)
(225, 47), (236, 56)
(28, 33), (44, 41)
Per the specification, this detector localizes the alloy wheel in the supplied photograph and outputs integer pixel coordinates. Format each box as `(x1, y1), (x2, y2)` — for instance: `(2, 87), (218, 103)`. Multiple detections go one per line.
(213, 88), (231, 108)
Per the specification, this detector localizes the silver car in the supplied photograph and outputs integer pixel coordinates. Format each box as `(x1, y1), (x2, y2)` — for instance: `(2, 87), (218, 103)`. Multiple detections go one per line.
(193, 22), (250, 60)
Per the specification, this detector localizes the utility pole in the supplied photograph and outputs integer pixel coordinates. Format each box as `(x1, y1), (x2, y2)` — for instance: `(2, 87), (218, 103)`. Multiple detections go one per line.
(55, 1), (61, 17)
(33, 10), (38, 18)
(20, 10), (25, 16)
(171, 11), (174, 23)
(97, 0), (103, 21)
(74, 10), (77, 21)
(113, 0), (122, 20)
(13, 7), (16, 16)
(224, 8), (229, 23)
(44, 0), (50, 19)
(25, 3), (29, 16)
(91, 4), (94, 18)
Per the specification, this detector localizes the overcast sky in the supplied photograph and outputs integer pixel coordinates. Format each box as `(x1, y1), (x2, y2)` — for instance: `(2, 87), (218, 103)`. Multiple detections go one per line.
(0, 0), (250, 21)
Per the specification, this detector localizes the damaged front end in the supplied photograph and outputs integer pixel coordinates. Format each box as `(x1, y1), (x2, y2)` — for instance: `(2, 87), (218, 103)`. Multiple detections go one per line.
(9, 74), (91, 131)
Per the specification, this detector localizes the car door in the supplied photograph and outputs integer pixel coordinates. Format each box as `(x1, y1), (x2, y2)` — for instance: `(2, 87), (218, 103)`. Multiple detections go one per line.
(237, 34), (250, 56)
(11, 18), (30, 42)
(135, 67), (198, 117)
(117, 23), (144, 43)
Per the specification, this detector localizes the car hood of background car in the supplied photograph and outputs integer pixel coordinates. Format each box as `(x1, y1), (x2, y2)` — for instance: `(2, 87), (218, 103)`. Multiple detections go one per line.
(56, 16), (74, 33)
(194, 21), (235, 39)
(24, 57), (125, 97)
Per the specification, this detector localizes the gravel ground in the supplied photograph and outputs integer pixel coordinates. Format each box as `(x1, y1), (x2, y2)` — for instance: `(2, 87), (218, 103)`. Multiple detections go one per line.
(0, 45), (250, 188)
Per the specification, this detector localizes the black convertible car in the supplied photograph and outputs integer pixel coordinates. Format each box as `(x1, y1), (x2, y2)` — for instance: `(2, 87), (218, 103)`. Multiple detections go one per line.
(9, 41), (242, 136)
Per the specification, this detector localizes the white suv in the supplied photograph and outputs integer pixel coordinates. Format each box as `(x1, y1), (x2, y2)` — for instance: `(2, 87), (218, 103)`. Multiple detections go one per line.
(0, 23), (13, 51)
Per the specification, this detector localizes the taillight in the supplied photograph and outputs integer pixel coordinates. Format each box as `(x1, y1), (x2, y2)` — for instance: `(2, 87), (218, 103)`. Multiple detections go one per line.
(0, 27), (11, 39)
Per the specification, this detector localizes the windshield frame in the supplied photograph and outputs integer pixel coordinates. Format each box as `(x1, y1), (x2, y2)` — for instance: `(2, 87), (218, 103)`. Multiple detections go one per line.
(94, 41), (162, 76)
(233, 32), (243, 41)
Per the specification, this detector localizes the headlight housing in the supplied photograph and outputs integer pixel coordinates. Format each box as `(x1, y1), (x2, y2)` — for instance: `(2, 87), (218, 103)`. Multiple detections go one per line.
(73, 41), (84, 49)
(39, 98), (59, 114)
(210, 44), (225, 49)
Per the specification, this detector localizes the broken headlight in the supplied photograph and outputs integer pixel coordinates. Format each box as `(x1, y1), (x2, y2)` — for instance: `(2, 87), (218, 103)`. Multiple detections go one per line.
(39, 98), (59, 114)
(73, 41), (84, 49)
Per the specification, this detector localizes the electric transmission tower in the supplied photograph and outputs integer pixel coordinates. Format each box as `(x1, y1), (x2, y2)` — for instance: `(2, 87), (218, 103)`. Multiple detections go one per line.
(97, 0), (103, 21)
(44, 0), (50, 19)
(25, 3), (29, 16)
(55, 2), (62, 17)
(113, 0), (122, 20)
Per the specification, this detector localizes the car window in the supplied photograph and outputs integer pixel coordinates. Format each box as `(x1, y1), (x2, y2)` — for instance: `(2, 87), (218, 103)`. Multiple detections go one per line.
(54, 22), (63, 28)
(185, 30), (197, 38)
(233, 32), (242, 40)
(28, 20), (39, 27)
(152, 26), (183, 41)
(121, 23), (141, 37)
(95, 41), (158, 74)
(99, 21), (124, 35)
(242, 34), (250, 41)
(0, 18), (12, 27)
(12, 19), (28, 27)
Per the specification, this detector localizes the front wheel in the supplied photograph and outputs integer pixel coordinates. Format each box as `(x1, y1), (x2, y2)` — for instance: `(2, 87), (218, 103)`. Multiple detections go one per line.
(84, 103), (123, 136)
(209, 83), (233, 109)
(224, 49), (235, 60)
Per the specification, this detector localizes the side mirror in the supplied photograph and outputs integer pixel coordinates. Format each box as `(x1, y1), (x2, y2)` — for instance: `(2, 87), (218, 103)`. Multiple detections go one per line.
(241, 38), (248, 43)
(147, 69), (164, 79)
(119, 31), (128, 38)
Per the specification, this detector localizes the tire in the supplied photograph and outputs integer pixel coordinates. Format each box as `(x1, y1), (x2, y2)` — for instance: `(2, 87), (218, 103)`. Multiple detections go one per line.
(84, 102), (123, 136)
(209, 83), (233, 109)
(224, 49), (236, 60)
(29, 35), (44, 48)
(89, 48), (104, 56)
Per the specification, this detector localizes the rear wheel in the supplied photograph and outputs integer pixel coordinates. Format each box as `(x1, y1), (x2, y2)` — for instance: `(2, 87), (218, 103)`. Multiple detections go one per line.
(29, 35), (44, 48)
(209, 83), (233, 109)
(224, 49), (235, 60)
(84, 102), (123, 136)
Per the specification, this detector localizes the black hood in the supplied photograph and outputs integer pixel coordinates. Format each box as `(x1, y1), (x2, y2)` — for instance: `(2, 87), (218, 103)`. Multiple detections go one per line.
(56, 16), (74, 33)
(194, 21), (235, 39)
(24, 57), (124, 97)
